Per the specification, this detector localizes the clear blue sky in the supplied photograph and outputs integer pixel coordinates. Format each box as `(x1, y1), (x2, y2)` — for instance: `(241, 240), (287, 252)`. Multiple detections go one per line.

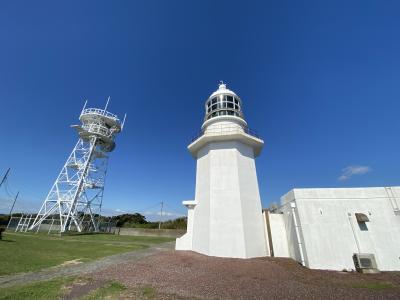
(0, 1), (399, 219)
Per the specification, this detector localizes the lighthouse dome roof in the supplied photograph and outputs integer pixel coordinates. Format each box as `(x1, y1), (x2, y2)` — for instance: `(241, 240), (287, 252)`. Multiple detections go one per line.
(209, 82), (238, 99)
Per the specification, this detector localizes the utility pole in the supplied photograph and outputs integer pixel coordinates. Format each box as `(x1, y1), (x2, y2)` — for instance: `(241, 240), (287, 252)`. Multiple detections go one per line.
(9, 191), (19, 217)
(0, 168), (10, 188)
(158, 201), (164, 230)
(6, 191), (19, 230)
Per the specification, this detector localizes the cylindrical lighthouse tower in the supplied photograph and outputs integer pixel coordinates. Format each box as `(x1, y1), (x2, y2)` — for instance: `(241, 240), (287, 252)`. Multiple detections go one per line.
(176, 83), (267, 258)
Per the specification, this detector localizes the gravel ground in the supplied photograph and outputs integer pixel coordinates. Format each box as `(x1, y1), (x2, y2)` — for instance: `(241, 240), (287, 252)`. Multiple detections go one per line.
(92, 250), (400, 300)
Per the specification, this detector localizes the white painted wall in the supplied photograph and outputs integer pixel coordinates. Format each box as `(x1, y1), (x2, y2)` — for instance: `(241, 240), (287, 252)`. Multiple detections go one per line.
(190, 145), (211, 255)
(175, 201), (197, 250)
(262, 212), (271, 256)
(177, 139), (267, 258)
(235, 142), (267, 257)
(279, 187), (400, 271)
(268, 212), (290, 258)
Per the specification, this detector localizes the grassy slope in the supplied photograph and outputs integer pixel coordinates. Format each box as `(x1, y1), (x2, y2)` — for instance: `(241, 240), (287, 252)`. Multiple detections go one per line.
(0, 277), (185, 300)
(0, 277), (125, 300)
(81, 281), (126, 300)
(0, 277), (75, 300)
(0, 232), (173, 276)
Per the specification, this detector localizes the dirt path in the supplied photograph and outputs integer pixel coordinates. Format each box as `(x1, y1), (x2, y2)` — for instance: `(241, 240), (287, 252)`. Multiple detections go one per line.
(93, 250), (400, 300)
(0, 241), (174, 288)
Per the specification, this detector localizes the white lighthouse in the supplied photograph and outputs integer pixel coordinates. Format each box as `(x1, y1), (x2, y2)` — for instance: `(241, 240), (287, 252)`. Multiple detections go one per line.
(176, 83), (267, 258)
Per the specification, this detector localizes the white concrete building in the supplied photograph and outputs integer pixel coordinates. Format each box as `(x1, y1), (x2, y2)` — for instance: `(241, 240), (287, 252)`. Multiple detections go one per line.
(266, 187), (400, 271)
(176, 83), (267, 258)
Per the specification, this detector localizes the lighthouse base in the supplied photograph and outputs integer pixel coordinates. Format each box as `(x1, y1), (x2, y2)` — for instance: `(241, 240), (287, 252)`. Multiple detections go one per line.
(176, 141), (267, 259)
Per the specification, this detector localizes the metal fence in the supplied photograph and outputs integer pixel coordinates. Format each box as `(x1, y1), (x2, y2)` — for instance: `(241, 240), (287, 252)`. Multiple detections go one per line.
(5, 214), (117, 235)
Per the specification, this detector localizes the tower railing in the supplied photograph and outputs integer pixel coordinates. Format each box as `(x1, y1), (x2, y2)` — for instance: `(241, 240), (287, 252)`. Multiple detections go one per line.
(81, 108), (120, 122)
(190, 124), (261, 143)
(81, 123), (116, 139)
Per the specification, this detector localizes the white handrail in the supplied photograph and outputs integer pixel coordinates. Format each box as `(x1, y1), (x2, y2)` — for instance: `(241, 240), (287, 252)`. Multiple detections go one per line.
(81, 123), (115, 139)
(81, 108), (120, 122)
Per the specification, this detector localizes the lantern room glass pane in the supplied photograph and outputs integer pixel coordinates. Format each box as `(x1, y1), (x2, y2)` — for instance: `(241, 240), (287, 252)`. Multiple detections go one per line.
(205, 93), (243, 121)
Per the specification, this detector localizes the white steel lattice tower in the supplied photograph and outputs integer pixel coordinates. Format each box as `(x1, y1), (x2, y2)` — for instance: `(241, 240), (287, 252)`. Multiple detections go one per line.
(29, 99), (125, 233)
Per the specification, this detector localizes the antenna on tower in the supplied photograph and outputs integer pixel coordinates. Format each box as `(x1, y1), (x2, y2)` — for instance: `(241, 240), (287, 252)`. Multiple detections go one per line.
(81, 100), (88, 115)
(121, 113), (127, 130)
(104, 96), (110, 111)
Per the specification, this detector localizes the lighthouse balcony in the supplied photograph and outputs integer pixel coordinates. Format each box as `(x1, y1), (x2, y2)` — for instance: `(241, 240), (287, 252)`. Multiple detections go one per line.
(188, 123), (264, 158)
(191, 124), (261, 143)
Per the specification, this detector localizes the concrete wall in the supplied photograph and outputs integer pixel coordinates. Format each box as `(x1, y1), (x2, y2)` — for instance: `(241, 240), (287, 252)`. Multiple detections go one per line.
(280, 201), (307, 266)
(262, 212), (271, 256)
(191, 145), (211, 254)
(176, 201), (196, 250)
(280, 187), (400, 271)
(268, 213), (290, 258)
(189, 141), (267, 258)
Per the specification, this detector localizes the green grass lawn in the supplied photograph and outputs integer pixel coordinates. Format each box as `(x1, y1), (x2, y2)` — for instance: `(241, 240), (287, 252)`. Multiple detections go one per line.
(0, 276), (160, 300)
(0, 276), (76, 300)
(0, 232), (173, 276)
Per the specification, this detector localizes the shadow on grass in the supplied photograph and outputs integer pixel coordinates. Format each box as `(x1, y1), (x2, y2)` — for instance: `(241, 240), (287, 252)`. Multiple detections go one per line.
(61, 232), (108, 237)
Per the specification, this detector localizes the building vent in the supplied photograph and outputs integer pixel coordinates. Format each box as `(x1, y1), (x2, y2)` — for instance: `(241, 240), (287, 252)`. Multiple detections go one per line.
(352, 253), (379, 273)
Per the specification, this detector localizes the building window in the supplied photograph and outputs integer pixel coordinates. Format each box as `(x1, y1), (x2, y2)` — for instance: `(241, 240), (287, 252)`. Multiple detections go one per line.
(355, 213), (369, 231)
(358, 222), (368, 231)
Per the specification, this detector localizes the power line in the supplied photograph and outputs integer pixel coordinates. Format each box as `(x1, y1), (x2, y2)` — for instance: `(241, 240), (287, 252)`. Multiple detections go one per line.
(137, 202), (162, 213)
(4, 181), (16, 198)
(163, 203), (186, 217)
(8, 191), (19, 217)
(0, 168), (10, 188)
